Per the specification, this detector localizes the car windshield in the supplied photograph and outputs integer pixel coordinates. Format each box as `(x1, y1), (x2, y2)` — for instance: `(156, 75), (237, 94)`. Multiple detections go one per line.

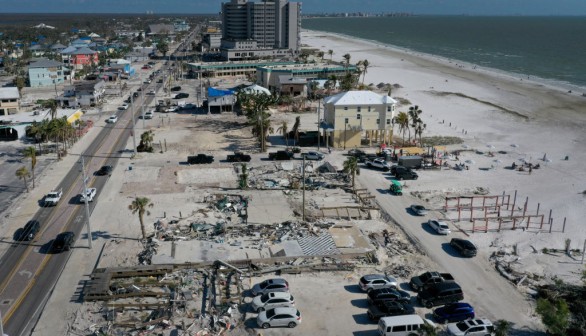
(440, 223), (449, 229)
(265, 309), (276, 319)
(455, 321), (470, 331)
(360, 277), (369, 284)
(260, 294), (270, 303)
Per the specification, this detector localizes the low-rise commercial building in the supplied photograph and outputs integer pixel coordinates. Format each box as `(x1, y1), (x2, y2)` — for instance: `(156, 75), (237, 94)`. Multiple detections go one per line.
(0, 87), (20, 116)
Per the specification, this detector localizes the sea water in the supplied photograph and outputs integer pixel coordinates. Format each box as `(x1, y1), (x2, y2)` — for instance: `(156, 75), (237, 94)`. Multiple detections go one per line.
(303, 16), (586, 91)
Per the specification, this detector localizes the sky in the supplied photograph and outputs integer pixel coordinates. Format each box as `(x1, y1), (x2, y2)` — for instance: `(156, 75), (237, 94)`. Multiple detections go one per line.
(0, 0), (585, 15)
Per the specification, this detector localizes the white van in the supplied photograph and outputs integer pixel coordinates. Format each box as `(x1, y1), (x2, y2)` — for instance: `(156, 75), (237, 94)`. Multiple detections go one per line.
(378, 314), (433, 336)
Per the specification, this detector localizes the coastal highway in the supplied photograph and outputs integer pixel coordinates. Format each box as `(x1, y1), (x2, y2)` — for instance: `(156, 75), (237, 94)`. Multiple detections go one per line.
(357, 172), (539, 330)
(0, 76), (165, 336)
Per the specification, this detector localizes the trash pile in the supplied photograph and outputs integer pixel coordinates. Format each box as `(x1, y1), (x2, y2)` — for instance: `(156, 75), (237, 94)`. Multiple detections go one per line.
(244, 162), (348, 190)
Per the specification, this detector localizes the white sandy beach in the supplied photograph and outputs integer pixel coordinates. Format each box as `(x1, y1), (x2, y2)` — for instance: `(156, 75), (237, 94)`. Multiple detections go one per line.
(302, 29), (586, 283)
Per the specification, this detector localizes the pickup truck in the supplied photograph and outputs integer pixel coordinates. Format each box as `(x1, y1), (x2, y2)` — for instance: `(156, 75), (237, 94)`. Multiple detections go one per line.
(44, 189), (63, 206)
(80, 188), (97, 203)
(410, 271), (456, 292)
(227, 152), (252, 162)
(367, 301), (415, 321)
(268, 150), (294, 160)
(365, 158), (391, 171)
(188, 154), (214, 164)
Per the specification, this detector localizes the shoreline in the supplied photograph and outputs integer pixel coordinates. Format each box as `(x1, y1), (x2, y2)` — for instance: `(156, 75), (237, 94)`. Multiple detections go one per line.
(302, 28), (586, 96)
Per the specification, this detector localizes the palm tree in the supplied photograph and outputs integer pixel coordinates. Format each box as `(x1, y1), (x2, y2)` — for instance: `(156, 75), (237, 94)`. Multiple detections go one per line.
(408, 105), (423, 144)
(361, 59), (369, 84)
(43, 99), (58, 120)
(494, 319), (513, 336)
(343, 156), (360, 189)
(395, 112), (410, 145)
(317, 51), (325, 60)
(128, 197), (154, 242)
(417, 322), (439, 336)
(342, 53), (351, 72)
(325, 74), (337, 95)
(277, 121), (289, 147)
(237, 91), (275, 152)
(327, 49), (333, 62)
(22, 146), (37, 189)
(15, 166), (31, 192)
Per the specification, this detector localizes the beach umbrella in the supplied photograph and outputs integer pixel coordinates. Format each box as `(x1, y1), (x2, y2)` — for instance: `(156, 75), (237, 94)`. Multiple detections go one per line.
(510, 144), (519, 148)
(465, 159), (475, 165)
(462, 144), (470, 149)
(486, 144), (495, 149)
(493, 159), (502, 163)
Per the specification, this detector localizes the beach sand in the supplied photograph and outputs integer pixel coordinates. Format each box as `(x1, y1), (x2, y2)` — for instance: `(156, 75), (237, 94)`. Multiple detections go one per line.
(302, 29), (586, 283)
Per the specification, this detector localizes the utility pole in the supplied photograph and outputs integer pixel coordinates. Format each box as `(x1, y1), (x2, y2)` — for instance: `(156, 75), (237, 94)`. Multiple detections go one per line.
(130, 93), (137, 155)
(302, 156), (306, 222)
(141, 89), (145, 129)
(317, 97), (321, 151)
(80, 156), (92, 249)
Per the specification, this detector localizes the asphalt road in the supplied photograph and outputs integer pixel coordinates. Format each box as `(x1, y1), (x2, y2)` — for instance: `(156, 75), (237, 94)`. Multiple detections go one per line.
(0, 67), (167, 336)
(357, 169), (540, 332)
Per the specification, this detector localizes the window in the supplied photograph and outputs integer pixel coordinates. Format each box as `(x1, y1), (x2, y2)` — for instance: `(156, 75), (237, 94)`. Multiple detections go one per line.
(344, 118), (349, 124)
(377, 119), (380, 124)
(368, 106), (371, 112)
(344, 106), (348, 110)
(357, 114), (361, 120)
(392, 325), (407, 332)
(387, 106), (392, 112)
(357, 106), (361, 112)
(386, 119), (391, 125)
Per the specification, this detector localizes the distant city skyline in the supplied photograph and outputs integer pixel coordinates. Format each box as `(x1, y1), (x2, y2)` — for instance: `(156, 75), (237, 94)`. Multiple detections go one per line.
(0, 0), (585, 15)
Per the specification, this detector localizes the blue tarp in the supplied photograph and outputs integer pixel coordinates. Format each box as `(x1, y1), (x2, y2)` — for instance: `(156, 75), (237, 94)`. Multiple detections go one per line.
(208, 87), (235, 98)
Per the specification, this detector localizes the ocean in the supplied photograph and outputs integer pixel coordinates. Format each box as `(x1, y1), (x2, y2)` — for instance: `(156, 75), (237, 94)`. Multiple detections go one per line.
(302, 16), (586, 90)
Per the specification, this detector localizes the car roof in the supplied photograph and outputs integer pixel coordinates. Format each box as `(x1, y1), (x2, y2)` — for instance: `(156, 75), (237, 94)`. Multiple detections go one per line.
(453, 238), (476, 247)
(463, 318), (492, 327)
(362, 274), (388, 281)
(263, 291), (292, 299)
(57, 231), (74, 239)
(264, 278), (287, 284)
(271, 307), (298, 314)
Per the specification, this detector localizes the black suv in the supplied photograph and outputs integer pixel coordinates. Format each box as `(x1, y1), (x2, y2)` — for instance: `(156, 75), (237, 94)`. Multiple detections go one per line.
(170, 86), (182, 91)
(450, 238), (478, 257)
(417, 282), (464, 308)
(188, 154), (214, 164)
(174, 93), (189, 99)
(18, 220), (40, 241)
(393, 165), (419, 180)
(53, 232), (75, 252)
(367, 288), (411, 306)
(367, 301), (415, 321)
(96, 165), (113, 176)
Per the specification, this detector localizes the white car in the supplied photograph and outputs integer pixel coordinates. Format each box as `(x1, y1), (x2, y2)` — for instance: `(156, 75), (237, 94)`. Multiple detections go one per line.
(146, 90), (156, 95)
(303, 151), (324, 160)
(251, 292), (295, 313)
(106, 115), (118, 123)
(257, 307), (301, 329)
(165, 106), (178, 113)
(428, 219), (451, 235)
(447, 318), (494, 335)
(144, 111), (154, 119)
(117, 104), (129, 110)
(80, 188), (97, 203)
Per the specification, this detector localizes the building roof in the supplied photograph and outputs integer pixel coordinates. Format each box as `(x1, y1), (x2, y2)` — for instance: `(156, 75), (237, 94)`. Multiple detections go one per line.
(61, 46), (77, 54)
(50, 43), (67, 50)
(69, 47), (97, 55)
(28, 59), (63, 69)
(278, 75), (307, 85)
(148, 24), (175, 35)
(0, 87), (19, 100)
(324, 90), (396, 106)
(242, 84), (271, 95)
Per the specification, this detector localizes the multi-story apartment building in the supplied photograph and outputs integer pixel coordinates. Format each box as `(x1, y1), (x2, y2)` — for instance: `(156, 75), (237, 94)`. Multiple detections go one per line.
(221, 0), (300, 61)
(323, 91), (397, 149)
(28, 59), (66, 88)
